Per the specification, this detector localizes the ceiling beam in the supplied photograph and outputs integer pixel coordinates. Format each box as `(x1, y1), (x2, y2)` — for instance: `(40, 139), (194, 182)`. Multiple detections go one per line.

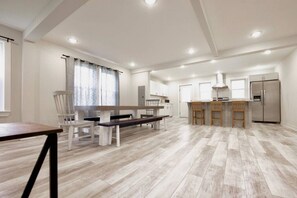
(23, 0), (89, 42)
(131, 54), (213, 74)
(190, 0), (219, 57)
(219, 34), (297, 58)
(131, 35), (297, 74)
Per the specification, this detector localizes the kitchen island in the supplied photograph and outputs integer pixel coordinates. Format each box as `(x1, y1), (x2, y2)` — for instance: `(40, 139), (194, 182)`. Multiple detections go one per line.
(187, 100), (253, 127)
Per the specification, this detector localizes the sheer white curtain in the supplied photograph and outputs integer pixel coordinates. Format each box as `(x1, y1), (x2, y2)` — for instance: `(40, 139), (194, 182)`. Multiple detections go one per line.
(100, 67), (119, 105)
(66, 58), (119, 106)
(74, 60), (100, 105)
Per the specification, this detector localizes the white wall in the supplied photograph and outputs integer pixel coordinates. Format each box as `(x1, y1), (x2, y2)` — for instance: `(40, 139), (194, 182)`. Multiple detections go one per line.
(22, 40), (132, 126)
(167, 69), (275, 117)
(275, 49), (297, 131)
(0, 24), (22, 123)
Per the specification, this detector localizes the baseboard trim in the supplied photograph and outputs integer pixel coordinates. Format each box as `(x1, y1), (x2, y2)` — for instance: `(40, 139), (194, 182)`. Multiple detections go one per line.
(281, 122), (297, 132)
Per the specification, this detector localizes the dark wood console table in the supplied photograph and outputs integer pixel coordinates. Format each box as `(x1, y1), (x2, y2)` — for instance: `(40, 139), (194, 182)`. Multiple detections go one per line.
(0, 123), (63, 197)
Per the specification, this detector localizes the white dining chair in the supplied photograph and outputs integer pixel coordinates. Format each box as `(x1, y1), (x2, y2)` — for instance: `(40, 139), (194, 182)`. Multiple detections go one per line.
(140, 99), (160, 127)
(53, 90), (94, 150)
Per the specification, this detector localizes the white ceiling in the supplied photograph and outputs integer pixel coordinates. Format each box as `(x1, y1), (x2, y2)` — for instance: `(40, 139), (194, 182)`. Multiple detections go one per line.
(44, 0), (211, 67)
(151, 47), (295, 81)
(0, 0), (51, 31)
(203, 0), (297, 50)
(1, 0), (297, 79)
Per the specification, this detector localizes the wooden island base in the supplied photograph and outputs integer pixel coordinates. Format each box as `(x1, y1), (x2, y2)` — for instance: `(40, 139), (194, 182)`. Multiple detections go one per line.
(188, 101), (252, 127)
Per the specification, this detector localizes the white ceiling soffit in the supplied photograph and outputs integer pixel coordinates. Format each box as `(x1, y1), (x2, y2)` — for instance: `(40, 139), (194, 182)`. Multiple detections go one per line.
(24, 0), (90, 42)
(44, 0), (211, 68)
(150, 46), (295, 82)
(189, 0), (218, 56)
(0, 0), (51, 31)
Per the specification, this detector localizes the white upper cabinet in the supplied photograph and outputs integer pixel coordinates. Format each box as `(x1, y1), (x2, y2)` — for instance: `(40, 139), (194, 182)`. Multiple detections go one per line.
(249, 72), (279, 82)
(150, 80), (168, 97)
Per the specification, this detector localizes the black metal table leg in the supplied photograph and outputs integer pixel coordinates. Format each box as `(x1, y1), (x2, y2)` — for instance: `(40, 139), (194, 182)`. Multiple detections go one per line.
(49, 133), (58, 198)
(22, 133), (58, 198)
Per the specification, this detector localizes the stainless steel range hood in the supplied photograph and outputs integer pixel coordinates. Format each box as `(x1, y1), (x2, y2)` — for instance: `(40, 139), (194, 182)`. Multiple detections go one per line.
(212, 72), (228, 89)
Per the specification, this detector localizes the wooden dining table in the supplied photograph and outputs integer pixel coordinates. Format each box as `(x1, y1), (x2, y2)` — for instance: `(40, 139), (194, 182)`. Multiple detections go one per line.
(75, 105), (164, 146)
(0, 122), (63, 197)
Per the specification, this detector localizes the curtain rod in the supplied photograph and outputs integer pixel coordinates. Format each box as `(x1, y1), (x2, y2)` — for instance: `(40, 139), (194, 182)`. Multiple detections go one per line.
(0, 35), (14, 42)
(61, 54), (123, 73)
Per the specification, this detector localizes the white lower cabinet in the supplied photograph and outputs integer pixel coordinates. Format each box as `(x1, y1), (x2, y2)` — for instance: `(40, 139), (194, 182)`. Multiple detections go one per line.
(159, 103), (173, 116)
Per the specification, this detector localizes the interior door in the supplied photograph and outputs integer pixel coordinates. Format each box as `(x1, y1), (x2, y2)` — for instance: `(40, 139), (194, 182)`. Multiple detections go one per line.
(263, 80), (280, 122)
(179, 84), (192, 118)
(251, 81), (263, 121)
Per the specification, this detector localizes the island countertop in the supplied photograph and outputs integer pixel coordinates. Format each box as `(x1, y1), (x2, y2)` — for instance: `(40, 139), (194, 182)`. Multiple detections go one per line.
(188, 100), (253, 103)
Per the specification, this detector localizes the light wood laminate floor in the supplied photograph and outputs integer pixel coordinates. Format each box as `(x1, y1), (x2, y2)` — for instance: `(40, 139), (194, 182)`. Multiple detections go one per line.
(1, 118), (297, 197)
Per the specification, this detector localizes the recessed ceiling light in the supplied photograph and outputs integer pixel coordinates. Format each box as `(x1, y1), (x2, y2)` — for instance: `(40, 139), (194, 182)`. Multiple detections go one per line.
(210, 60), (217, 63)
(167, 77), (171, 81)
(188, 48), (195, 55)
(263, 50), (272, 55)
(151, 70), (156, 73)
(145, 0), (157, 6)
(130, 62), (136, 67)
(192, 74), (196, 78)
(180, 65), (185, 69)
(250, 31), (262, 39)
(68, 37), (77, 44)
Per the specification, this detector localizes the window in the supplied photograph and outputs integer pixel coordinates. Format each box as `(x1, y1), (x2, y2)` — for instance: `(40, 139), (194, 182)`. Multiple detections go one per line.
(231, 79), (246, 99)
(0, 40), (11, 114)
(74, 60), (119, 106)
(0, 41), (4, 110)
(199, 82), (212, 100)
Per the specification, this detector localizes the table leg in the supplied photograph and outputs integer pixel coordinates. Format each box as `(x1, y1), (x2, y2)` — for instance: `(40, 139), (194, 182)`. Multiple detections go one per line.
(22, 134), (57, 197)
(153, 109), (160, 130)
(49, 133), (58, 198)
(99, 111), (111, 146)
(132, 110), (138, 118)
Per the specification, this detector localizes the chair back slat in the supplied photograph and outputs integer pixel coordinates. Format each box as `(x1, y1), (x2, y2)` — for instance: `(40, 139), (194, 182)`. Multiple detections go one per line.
(53, 91), (76, 125)
(210, 101), (223, 111)
(232, 101), (246, 111)
(145, 99), (160, 115)
(191, 102), (204, 111)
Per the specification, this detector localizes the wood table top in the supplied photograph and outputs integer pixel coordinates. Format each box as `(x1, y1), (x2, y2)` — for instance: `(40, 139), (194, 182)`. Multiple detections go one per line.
(0, 123), (63, 142)
(75, 105), (164, 111)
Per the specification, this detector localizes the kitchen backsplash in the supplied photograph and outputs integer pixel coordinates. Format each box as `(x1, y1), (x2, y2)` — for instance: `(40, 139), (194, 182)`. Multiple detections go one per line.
(211, 88), (230, 98)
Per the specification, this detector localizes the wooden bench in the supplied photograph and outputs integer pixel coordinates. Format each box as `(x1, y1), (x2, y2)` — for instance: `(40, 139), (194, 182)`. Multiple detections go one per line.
(97, 115), (169, 147)
(84, 114), (133, 122)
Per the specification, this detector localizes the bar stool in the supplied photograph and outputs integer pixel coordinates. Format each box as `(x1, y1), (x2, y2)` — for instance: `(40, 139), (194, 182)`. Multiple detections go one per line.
(232, 101), (246, 128)
(210, 101), (223, 126)
(191, 102), (205, 125)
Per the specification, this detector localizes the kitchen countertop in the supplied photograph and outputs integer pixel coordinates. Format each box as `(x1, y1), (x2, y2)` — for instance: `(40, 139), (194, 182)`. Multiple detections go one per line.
(188, 100), (252, 103)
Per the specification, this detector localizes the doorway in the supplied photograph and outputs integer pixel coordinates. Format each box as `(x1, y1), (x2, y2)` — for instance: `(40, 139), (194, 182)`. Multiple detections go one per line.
(179, 84), (192, 118)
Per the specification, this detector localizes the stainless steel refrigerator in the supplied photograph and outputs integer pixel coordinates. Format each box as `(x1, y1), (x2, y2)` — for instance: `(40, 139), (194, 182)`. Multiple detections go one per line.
(251, 80), (280, 123)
